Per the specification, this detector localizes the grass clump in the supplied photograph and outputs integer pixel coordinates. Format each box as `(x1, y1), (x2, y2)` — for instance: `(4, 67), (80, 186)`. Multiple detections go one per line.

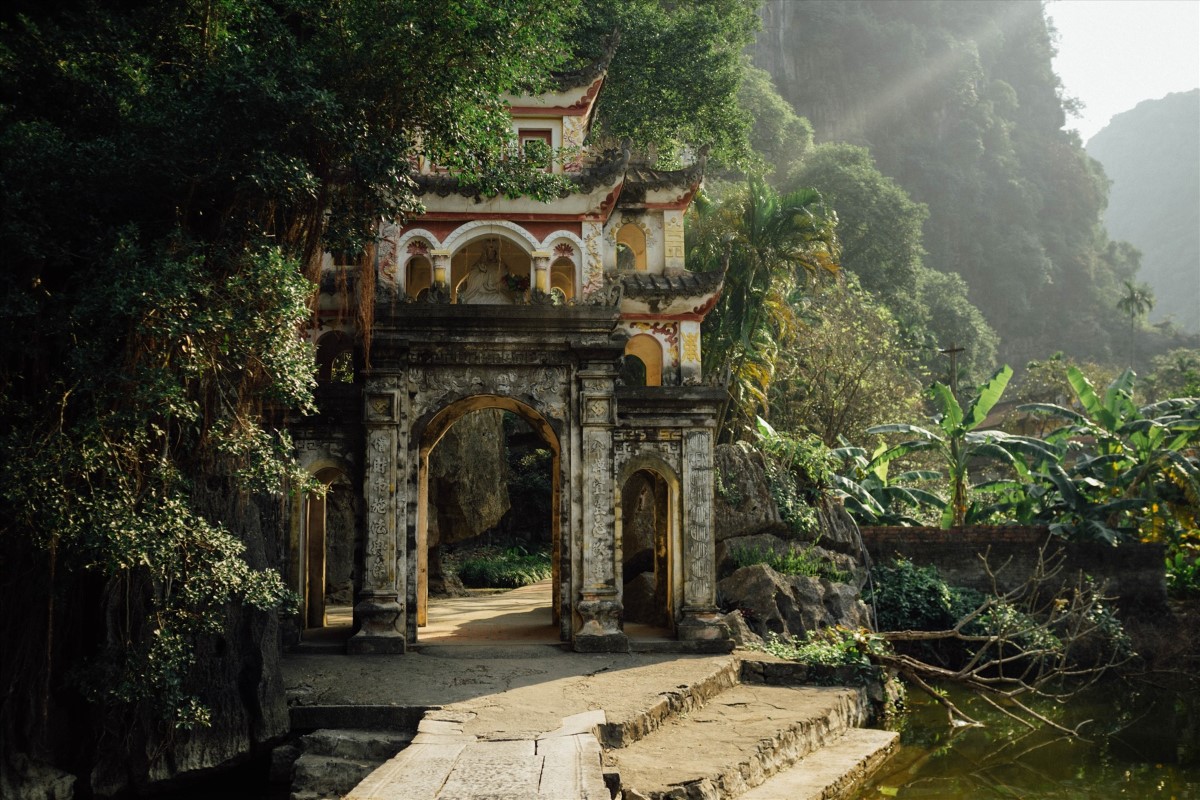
(455, 545), (552, 589)
(731, 544), (851, 583)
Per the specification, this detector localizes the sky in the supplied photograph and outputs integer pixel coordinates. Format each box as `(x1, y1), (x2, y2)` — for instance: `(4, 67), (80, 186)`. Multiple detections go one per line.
(1046, 0), (1200, 143)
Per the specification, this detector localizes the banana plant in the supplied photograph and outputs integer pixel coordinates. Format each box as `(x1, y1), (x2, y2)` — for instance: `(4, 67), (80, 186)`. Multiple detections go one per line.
(1017, 366), (1200, 542)
(831, 440), (945, 526)
(867, 365), (1058, 528)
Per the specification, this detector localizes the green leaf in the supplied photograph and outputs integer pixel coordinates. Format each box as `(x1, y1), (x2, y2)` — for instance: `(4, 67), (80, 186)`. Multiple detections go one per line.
(1015, 402), (1088, 426)
(867, 423), (943, 441)
(1067, 366), (1104, 420)
(964, 364), (1013, 430)
(932, 382), (963, 432)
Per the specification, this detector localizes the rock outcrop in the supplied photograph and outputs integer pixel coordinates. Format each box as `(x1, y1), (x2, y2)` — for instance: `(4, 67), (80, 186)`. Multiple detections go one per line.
(87, 483), (291, 796)
(427, 409), (511, 594)
(718, 564), (871, 641)
(713, 443), (786, 542)
(428, 409), (511, 548)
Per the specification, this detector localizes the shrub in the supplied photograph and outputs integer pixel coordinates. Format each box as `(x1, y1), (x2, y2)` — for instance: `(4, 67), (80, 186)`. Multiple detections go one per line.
(865, 558), (984, 633)
(759, 626), (888, 669)
(456, 546), (552, 589)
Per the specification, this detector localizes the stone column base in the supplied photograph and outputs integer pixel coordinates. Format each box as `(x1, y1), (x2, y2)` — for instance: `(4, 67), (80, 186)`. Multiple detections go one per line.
(677, 607), (733, 645)
(347, 592), (406, 654)
(574, 595), (629, 653)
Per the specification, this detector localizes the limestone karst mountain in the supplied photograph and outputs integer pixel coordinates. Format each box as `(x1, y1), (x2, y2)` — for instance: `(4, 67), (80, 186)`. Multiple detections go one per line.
(1087, 90), (1200, 334)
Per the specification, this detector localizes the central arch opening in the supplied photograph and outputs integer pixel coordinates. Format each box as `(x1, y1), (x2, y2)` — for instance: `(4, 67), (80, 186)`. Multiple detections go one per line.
(416, 396), (562, 644)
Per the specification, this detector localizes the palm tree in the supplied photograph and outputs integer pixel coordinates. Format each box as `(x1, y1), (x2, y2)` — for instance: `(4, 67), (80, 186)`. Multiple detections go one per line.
(1116, 280), (1154, 368)
(689, 177), (839, 439)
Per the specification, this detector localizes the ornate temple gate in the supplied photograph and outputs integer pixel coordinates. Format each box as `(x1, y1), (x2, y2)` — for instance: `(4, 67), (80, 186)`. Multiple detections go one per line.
(341, 302), (730, 654)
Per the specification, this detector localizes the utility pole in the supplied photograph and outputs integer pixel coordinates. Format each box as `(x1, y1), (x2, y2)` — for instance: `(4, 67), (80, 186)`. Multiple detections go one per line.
(940, 343), (965, 401)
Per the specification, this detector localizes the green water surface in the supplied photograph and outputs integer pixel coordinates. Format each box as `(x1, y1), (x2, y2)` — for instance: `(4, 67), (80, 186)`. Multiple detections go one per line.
(858, 678), (1200, 799)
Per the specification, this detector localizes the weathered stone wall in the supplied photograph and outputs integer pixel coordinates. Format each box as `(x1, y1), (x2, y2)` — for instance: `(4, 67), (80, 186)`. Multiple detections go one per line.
(860, 526), (1169, 615)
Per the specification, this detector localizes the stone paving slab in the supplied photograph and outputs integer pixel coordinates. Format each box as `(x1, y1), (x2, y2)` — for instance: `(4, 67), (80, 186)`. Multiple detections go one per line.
(344, 713), (608, 799)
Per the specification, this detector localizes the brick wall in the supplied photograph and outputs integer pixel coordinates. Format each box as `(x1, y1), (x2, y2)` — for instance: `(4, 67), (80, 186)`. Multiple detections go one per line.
(860, 526), (1168, 616)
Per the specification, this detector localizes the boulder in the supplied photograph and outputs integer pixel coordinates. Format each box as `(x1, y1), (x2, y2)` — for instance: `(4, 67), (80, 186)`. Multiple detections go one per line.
(718, 564), (871, 641)
(713, 443), (786, 542)
(283, 729), (412, 800)
(721, 610), (764, 648)
(815, 495), (865, 557)
(428, 409), (510, 547)
(0, 754), (75, 800)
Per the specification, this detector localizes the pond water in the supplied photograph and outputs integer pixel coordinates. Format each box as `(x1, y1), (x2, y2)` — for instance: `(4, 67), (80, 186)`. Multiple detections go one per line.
(858, 678), (1200, 799)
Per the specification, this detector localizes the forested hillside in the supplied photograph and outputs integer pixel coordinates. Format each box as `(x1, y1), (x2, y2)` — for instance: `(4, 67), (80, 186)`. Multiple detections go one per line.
(1087, 90), (1200, 335)
(751, 0), (1134, 366)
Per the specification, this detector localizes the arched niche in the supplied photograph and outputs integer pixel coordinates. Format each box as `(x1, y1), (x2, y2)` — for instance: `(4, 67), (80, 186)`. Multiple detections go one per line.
(315, 331), (356, 384)
(550, 257), (576, 301)
(625, 334), (663, 387)
(414, 394), (563, 637)
(302, 466), (357, 631)
(450, 235), (532, 304)
(405, 255), (432, 298)
(616, 223), (647, 271)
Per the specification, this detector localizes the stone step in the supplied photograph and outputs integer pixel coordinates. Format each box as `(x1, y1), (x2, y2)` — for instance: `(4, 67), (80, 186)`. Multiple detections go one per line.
(608, 683), (869, 800)
(279, 729), (415, 800)
(739, 728), (899, 800)
(598, 656), (741, 749)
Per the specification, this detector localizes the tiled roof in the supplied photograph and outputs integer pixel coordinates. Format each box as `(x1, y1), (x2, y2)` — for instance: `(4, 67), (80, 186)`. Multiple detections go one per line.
(619, 268), (724, 300)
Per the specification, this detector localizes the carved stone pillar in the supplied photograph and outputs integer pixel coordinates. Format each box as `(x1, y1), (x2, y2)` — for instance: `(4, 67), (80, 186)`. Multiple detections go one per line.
(532, 250), (551, 294)
(348, 386), (406, 653)
(574, 365), (628, 652)
(677, 427), (730, 643)
(430, 249), (451, 291)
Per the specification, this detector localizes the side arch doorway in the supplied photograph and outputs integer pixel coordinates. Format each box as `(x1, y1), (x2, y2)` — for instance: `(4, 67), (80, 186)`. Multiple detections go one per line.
(415, 395), (564, 643)
(618, 465), (681, 636)
(301, 466), (361, 633)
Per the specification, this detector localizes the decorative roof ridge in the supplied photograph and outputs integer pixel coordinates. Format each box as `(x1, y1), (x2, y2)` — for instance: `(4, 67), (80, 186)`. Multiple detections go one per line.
(624, 145), (709, 191)
(550, 32), (619, 92)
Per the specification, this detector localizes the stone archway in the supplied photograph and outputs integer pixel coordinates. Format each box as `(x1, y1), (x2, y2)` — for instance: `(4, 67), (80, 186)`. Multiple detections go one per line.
(301, 466), (358, 631)
(415, 395), (563, 639)
(348, 302), (632, 654)
(617, 463), (681, 633)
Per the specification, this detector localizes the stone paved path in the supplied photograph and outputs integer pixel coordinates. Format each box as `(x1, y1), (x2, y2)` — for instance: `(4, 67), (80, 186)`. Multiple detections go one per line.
(344, 709), (610, 800)
(285, 586), (897, 799)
